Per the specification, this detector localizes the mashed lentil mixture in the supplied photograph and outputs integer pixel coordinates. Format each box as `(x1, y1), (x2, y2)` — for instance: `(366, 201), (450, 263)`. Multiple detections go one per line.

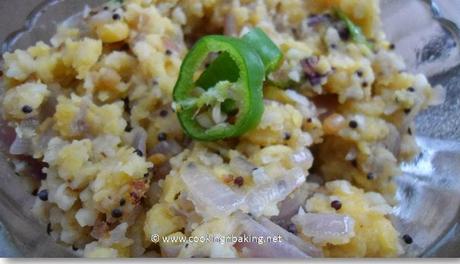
(0, 0), (443, 258)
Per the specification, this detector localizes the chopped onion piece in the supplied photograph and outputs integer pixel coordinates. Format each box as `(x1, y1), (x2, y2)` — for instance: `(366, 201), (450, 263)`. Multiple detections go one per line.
(131, 127), (147, 156)
(291, 213), (355, 245)
(271, 183), (315, 227)
(229, 155), (256, 177)
(9, 135), (33, 155)
(180, 162), (245, 219)
(285, 90), (317, 118)
(235, 213), (319, 258)
(291, 148), (313, 171)
(245, 167), (305, 216)
(258, 217), (323, 257)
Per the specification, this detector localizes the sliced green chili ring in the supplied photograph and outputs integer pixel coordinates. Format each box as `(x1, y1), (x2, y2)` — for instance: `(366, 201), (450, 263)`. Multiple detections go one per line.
(196, 27), (282, 89)
(335, 9), (374, 50)
(173, 35), (265, 141)
(241, 27), (283, 73)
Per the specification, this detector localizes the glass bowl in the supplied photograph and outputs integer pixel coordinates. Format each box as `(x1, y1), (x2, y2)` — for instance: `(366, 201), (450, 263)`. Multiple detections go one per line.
(0, 0), (460, 258)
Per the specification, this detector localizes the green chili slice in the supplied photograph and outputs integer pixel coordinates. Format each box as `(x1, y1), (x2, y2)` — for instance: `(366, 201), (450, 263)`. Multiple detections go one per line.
(196, 27), (282, 89)
(173, 35), (265, 141)
(241, 27), (283, 73)
(335, 9), (374, 50)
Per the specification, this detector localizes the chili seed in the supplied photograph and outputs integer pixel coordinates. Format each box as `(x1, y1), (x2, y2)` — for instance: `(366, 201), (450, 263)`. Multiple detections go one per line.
(134, 149), (143, 157)
(287, 223), (297, 234)
(234, 176), (244, 187)
(38, 189), (48, 201)
(402, 234), (413, 244)
(159, 109), (168, 117)
(331, 200), (342, 210)
(112, 13), (121, 20)
(22, 105), (33, 114)
(348, 120), (358, 129)
(111, 208), (123, 218)
(157, 132), (167, 141)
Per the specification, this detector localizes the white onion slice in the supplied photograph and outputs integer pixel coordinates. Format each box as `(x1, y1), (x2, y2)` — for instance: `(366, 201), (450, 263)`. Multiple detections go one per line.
(285, 89), (317, 119)
(245, 167), (305, 216)
(181, 161), (305, 219)
(180, 162), (245, 219)
(235, 213), (319, 258)
(291, 213), (355, 245)
(291, 148), (313, 171)
(258, 217), (323, 257)
(9, 135), (33, 155)
(271, 184), (313, 227)
(229, 155), (256, 177)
